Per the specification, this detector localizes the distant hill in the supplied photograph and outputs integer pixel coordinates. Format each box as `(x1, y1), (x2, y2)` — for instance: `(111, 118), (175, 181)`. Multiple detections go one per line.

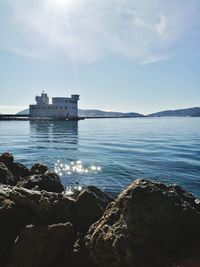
(17, 108), (144, 117)
(78, 109), (144, 117)
(148, 107), (200, 117)
(17, 107), (200, 117)
(17, 109), (29, 115)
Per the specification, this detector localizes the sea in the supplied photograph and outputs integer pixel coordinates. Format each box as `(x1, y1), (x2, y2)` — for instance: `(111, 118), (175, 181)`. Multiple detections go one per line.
(0, 117), (200, 197)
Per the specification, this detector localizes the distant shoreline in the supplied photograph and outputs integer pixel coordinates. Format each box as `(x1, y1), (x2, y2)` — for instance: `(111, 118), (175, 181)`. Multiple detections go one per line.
(14, 106), (200, 118)
(0, 115), (200, 121)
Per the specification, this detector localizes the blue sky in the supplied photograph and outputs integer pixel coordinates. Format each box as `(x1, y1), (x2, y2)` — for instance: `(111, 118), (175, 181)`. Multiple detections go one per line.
(0, 0), (200, 114)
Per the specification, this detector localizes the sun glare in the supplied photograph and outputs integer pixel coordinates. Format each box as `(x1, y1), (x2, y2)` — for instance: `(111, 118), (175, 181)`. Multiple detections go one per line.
(49, 0), (76, 10)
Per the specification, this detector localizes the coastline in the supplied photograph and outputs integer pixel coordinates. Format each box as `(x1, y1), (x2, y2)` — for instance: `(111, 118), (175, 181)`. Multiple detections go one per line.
(0, 152), (200, 267)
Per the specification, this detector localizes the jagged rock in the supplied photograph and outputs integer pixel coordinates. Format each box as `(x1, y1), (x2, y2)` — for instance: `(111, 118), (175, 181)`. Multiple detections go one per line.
(0, 162), (18, 185)
(2, 151), (199, 267)
(0, 185), (76, 266)
(10, 162), (30, 179)
(173, 258), (200, 267)
(75, 186), (114, 232)
(0, 183), (111, 267)
(86, 179), (200, 267)
(8, 223), (75, 267)
(30, 163), (49, 175)
(86, 186), (114, 209)
(0, 185), (36, 266)
(17, 172), (64, 193)
(0, 152), (14, 167)
(70, 233), (95, 267)
(0, 152), (30, 179)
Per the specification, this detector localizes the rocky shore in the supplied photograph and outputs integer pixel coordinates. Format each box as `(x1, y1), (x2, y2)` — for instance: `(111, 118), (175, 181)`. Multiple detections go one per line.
(0, 152), (200, 267)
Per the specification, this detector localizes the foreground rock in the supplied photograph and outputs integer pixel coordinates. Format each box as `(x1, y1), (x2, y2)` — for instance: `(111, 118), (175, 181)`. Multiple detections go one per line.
(10, 162), (30, 179)
(0, 182), (112, 266)
(1, 152), (200, 267)
(17, 172), (64, 193)
(0, 152), (30, 179)
(30, 163), (49, 175)
(0, 162), (18, 185)
(8, 223), (75, 267)
(75, 186), (114, 232)
(0, 152), (64, 193)
(0, 152), (14, 168)
(86, 179), (200, 267)
(0, 185), (75, 265)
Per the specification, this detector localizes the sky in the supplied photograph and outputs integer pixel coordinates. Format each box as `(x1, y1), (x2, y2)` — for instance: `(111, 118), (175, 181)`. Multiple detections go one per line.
(0, 0), (200, 115)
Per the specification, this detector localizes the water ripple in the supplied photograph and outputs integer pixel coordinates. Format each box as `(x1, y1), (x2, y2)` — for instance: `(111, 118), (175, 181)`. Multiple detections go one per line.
(0, 118), (200, 197)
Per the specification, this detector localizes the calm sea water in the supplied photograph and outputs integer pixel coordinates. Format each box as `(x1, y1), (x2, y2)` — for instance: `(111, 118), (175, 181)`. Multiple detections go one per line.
(0, 118), (200, 197)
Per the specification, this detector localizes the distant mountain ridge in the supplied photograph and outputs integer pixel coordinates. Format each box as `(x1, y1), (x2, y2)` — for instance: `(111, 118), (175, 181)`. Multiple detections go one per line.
(17, 109), (29, 115)
(148, 107), (200, 117)
(78, 109), (144, 117)
(17, 107), (200, 117)
(17, 108), (144, 117)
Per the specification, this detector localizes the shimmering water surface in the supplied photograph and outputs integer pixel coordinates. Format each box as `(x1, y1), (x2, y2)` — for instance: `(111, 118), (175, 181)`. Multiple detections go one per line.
(0, 118), (200, 196)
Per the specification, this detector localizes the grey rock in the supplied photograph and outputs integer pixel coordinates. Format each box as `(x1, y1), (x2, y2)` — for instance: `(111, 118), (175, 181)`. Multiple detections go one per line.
(0, 152), (30, 179)
(10, 162), (30, 179)
(17, 172), (64, 193)
(0, 152), (14, 167)
(8, 223), (75, 267)
(30, 163), (49, 175)
(0, 185), (76, 265)
(86, 179), (200, 267)
(75, 186), (114, 233)
(0, 162), (18, 185)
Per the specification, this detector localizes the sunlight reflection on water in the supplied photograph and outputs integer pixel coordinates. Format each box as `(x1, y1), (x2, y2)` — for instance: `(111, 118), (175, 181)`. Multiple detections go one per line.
(54, 160), (101, 176)
(0, 118), (200, 197)
(55, 159), (102, 194)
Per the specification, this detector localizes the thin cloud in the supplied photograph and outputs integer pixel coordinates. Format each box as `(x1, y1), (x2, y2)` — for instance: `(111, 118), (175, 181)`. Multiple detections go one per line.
(154, 16), (168, 36)
(0, 0), (199, 64)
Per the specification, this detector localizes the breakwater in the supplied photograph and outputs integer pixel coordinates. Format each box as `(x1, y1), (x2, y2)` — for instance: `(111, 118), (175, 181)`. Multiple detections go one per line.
(0, 114), (84, 121)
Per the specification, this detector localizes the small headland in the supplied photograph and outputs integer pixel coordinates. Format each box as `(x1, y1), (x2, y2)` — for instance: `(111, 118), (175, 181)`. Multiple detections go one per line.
(0, 152), (200, 267)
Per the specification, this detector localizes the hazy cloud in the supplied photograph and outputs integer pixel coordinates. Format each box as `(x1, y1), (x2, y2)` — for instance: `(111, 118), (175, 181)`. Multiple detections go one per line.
(0, 105), (27, 114)
(154, 16), (168, 36)
(0, 0), (199, 63)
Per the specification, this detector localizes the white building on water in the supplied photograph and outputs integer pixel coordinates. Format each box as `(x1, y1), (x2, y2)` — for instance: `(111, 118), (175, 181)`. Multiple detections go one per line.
(29, 91), (79, 119)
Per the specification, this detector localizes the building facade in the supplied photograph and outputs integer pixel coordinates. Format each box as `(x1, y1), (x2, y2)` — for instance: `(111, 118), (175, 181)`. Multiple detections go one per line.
(29, 92), (79, 119)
